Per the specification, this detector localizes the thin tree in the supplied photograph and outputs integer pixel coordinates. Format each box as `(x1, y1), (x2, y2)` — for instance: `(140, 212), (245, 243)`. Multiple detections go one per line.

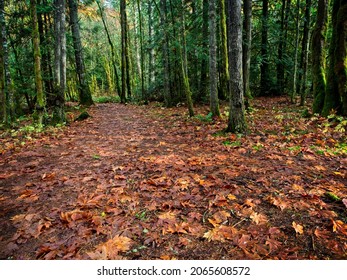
(199, 0), (209, 101)
(179, 0), (194, 117)
(136, 0), (146, 102)
(260, 0), (270, 96)
(242, 0), (252, 107)
(96, 0), (121, 96)
(0, 0), (13, 125)
(30, 0), (45, 125)
(68, 0), (93, 106)
(291, 0), (301, 103)
(209, 0), (220, 117)
(312, 0), (328, 114)
(52, 0), (66, 124)
(226, 0), (246, 133)
(298, 0), (312, 106)
(219, 0), (229, 101)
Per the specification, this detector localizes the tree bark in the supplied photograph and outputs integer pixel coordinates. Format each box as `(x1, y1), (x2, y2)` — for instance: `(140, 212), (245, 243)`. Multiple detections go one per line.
(0, 0), (13, 125)
(226, 0), (246, 133)
(260, 0), (270, 96)
(242, 0), (252, 106)
(219, 0), (229, 101)
(323, 0), (346, 116)
(180, 0), (194, 117)
(68, 0), (93, 106)
(30, 0), (45, 125)
(209, 0), (220, 117)
(52, 0), (66, 124)
(199, 0), (209, 101)
(312, 0), (328, 114)
(299, 0), (312, 106)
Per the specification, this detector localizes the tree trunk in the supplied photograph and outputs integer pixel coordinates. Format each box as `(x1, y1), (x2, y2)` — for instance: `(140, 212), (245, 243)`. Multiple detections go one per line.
(120, 0), (131, 102)
(199, 0), (209, 101)
(136, 0), (146, 102)
(180, 0), (194, 117)
(292, 0), (300, 103)
(160, 0), (172, 107)
(96, 0), (121, 97)
(277, 0), (291, 96)
(147, 0), (155, 91)
(30, 0), (45, 125)
(52, 0), (66, 124)
(312, 0), (328, 114)
(299, 0), (312, 106)
(323, 0), (346, 116)
(242, 0), (252, 107)
(226, 0), (246, 133)
(219, 0), (229, 101)
(260, 0), (270, 96)
(0, 0), (13, 125)
(209, 0), (220, 117)
(68, 0), (93, 106)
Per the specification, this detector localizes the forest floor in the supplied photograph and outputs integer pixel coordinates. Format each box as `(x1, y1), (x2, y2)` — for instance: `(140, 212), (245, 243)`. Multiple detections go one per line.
(0, 96), (347, 260)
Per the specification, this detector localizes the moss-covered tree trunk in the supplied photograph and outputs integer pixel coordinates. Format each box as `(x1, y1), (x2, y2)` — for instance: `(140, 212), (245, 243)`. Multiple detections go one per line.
(199, 0), (209, 102)
(209, 0), (220, 117)
(52, 0), (66, 124)
(226, 0), (247, 133)
(260, 0), (270, 96)
(322, 0), (345, 116)
(242, 0), (252, 107)
(0, 0), (13, 125)
(312, 0), (328, 114)
(180, 0), (194, 117)
(68, 0), (93, 106)
(160, 0), (172, 107)
(219, 0), (229, 101)
(30, 0), (45, 125)
(299, 0), (312, 106)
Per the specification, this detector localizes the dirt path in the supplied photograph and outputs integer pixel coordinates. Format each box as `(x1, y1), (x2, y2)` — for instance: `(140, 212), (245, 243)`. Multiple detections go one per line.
(1, 101), (347, 259)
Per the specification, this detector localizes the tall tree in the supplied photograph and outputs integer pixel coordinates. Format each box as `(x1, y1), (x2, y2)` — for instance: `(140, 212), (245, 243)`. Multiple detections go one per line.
(260, 0), (270, 96)
(209, 0), (220, 117)
(30, 0), (45, 125)
(242, 0), (252, 107)
(323, 0), (346, 116)
(179, 0), (194, 117)
(120, 0), (131, 102)
(96, 0), (121, 96)
(219, 0), (229, 101)
(226, 0), (246, 133)
(291, 0), (301, 103)
(136, 0), (145, 102)
(312, 0), (328, 114)
(147, 0), (155, 90)
(0, 0), (13, 125)
(277, 0), (291, 96)
(160, 0), (172, 107)
(68, 0), (93, 106)
(199, 0), (209, 101)
(52, 0), (66, 124)
(298, 0), (312, 106)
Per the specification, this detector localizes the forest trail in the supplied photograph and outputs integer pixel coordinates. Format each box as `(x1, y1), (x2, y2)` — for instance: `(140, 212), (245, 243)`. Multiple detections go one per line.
(1, 99), (347, 259)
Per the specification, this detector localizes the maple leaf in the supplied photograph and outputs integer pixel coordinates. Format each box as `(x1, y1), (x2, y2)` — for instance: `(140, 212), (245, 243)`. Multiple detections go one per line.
(266, 237), (282, 253)
(250, 211), (268, 225)
(268, 196), (288, 211)
(292, 221), (304, 234)
(158, 211), (177, 221)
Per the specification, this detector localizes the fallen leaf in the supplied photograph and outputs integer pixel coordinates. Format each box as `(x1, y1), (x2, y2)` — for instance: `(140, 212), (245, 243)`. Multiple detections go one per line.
(250, 212), (268, 225)
(292, 221), (304, 234)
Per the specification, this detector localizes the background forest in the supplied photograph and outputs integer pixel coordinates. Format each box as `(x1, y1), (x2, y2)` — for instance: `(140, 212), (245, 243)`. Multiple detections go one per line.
(0, 0), (346, 130)
(1, 0), (347, 261)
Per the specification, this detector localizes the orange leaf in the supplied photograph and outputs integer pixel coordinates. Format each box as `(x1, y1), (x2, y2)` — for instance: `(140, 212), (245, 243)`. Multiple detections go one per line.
(250, 212), (268, 225)
(292, 221), (304, 234)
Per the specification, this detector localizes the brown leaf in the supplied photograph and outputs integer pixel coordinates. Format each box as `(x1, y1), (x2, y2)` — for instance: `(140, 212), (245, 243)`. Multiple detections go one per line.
(266, 237), (282, 253)
(342, 199), (347, 209)
(332, 220), (347, 235)
(292, 221), (304, 234)
(314, 228), (330, 239)
(250, 212), (268, 225)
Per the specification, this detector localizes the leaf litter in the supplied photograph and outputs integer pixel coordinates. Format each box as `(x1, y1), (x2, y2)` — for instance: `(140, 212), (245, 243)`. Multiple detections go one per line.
(0, 97), (346, 260)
